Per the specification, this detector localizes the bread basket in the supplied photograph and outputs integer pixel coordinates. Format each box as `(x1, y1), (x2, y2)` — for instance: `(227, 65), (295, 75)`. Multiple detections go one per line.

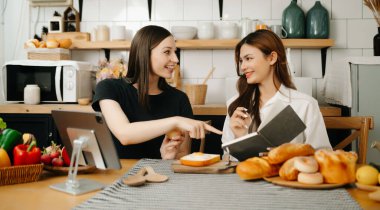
(0, 164), (43, 185)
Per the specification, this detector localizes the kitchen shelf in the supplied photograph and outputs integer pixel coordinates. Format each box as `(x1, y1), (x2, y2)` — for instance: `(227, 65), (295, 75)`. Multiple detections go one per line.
(70, 39), (334, 50)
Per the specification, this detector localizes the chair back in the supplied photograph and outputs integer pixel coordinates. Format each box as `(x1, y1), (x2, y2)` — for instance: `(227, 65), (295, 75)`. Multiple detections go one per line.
(323, 116), (374, 164)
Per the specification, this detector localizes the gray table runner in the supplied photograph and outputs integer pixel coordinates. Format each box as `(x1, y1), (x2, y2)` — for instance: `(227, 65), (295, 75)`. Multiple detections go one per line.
(74, 159), (361, 210)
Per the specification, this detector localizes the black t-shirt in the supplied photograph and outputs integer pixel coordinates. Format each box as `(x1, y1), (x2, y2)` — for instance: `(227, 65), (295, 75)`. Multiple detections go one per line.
(92, 78), (193, 159)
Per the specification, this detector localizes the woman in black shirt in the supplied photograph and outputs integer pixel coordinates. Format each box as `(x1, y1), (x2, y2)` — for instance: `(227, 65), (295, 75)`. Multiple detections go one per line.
(92, 25), (222, 159)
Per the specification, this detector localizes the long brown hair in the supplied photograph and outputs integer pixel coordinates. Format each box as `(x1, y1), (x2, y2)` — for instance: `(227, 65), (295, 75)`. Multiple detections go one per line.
(228, 29), (296, 128)
(127, 25), (172, 109)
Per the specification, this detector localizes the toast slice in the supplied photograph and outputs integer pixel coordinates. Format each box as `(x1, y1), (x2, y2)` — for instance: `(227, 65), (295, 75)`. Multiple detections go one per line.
(180, 152), (220, 167)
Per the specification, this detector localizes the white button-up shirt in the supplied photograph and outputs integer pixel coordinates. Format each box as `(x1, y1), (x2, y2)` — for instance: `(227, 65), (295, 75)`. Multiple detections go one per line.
(221, 85), (332, 151)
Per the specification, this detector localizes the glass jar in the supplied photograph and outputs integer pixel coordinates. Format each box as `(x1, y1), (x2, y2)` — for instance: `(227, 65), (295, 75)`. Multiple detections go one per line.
(24, 84), (40, 105)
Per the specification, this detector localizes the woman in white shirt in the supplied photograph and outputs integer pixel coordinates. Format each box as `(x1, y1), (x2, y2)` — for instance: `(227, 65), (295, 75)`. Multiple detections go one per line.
(221, 30), (331, 152)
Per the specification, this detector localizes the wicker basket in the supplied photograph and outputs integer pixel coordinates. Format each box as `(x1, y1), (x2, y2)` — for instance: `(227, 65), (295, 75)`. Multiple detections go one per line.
(0, 164), (43, 185)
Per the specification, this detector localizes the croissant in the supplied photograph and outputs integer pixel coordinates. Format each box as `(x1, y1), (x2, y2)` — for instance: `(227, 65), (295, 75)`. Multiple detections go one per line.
(314, 149), (357, 184)
(236, 157), (280, 180)
(279, 157), (299, 181)
(267, 143), (315, 164)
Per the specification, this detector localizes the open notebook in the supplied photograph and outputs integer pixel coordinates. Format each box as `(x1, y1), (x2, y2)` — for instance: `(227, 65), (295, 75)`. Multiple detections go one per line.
(222, 103), (306, 161)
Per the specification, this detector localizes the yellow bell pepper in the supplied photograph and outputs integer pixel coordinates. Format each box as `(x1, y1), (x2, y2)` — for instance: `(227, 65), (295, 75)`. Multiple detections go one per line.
(0, 148), (11, 168)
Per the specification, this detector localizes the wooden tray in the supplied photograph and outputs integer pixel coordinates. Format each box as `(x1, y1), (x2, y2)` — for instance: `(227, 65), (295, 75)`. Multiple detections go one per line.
(171, 160), (237, 174)
(43, 165), (96, 174)
(264, 176), (347, 189)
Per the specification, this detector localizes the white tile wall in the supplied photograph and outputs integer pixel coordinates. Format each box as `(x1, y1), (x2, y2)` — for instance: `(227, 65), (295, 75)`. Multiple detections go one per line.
(2, 0), (379, 105)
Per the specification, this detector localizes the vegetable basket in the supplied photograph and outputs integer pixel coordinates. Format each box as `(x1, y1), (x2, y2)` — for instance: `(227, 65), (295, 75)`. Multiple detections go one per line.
(0, 164), (43, 185)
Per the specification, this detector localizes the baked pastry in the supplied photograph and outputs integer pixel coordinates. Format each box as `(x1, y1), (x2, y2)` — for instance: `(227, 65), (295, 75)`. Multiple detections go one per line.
(314, 149), (357, 184)
(298, 172), (324, 185)
(236, 157), (280, 180)
(180, 152), (220, 167)
(294, 156), (319, 173)
(267, 143), (315, 164)
(279, 157), (299, 181)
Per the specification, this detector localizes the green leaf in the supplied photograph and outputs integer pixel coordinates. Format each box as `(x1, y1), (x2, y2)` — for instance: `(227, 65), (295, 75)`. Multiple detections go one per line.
(0, 118), (7, 130)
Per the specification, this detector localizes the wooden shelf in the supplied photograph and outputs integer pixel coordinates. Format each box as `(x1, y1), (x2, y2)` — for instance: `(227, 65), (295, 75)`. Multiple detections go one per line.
(0, 104), (340, 117)
(70, 39), (334, 50)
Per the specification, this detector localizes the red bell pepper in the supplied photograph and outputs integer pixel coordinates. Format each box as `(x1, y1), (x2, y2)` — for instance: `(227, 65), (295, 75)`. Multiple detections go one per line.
(13, 140), (41, 165)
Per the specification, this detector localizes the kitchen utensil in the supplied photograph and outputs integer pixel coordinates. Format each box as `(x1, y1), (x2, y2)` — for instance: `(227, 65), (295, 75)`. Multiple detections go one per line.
(94, 25), (110, 41)
(271, 25), (288, 38)
(198, 22), (214, 39)
(184, 84), (207, 105)
(218, 22), (237, 39)
(171, 26), (197, 40)
(111, 25), (126, 41)
(202, 67), (216, 85)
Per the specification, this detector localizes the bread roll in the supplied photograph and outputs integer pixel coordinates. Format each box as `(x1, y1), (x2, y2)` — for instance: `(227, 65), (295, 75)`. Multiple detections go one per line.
(236, 157), (280, 180)
(279, 157), (299, 181)
(58, 39), (72, 49)
(167, 128), (181, 139)
(267, 143), (315, 164)
(314, 149), (357, 184)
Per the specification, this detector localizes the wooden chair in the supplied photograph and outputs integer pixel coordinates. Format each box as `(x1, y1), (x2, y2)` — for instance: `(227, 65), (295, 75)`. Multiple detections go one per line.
(323, 116), (374, 164)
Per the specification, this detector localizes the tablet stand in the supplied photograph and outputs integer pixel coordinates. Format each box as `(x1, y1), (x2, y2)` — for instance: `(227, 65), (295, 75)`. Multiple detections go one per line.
(50, 135), (105, 195)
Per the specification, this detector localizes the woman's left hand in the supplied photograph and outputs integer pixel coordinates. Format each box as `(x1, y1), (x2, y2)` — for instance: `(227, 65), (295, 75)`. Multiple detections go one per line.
(160, 133), (186, 160)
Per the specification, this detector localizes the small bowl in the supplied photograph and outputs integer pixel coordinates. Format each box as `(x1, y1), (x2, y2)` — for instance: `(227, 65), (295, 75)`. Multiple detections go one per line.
(78, 98), (91, 106)
(171, 26), (197, 40)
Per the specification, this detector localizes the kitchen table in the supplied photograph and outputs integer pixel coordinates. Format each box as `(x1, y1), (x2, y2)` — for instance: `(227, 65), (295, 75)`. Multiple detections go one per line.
(0, 159), (378, 210)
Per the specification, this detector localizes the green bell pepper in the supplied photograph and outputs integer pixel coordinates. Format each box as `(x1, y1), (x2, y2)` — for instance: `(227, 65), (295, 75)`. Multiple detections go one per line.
(0, 128), (22, 153)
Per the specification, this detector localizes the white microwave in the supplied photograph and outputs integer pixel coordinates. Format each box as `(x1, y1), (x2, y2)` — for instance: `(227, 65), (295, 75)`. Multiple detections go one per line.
(1, 60), (94, 103)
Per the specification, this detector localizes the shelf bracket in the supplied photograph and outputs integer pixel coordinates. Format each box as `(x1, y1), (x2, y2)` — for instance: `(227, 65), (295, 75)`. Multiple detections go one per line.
(321, 47), (327, 77)
(148, 0), (152, 21)
(103, 49), (111, 61)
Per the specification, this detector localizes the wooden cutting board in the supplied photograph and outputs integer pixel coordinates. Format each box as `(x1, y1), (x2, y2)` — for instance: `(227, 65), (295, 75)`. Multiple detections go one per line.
(171, 160), (237, 174)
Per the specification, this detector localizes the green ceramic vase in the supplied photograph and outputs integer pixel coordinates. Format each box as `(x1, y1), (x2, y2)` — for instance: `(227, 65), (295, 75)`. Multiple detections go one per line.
(306, 1), (329, 39)
(282, 0), (305, 38)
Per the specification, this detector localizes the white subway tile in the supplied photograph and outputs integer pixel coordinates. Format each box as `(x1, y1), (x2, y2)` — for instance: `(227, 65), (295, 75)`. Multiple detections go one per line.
(301, 49), (323, 78)
(71, 50), (100, 64)
(82, 0), (99, 21)
(184, 0), (213, 20)
(331, 49), (363, 61)
(182, 50), (213, 78)
(212, 50), (236, 78)
(293, 77), (312, 96)
(363, 3), (375, 19)
(347, 19), (377, 48)
(200, 78), (226, 104)
(155, 0), (183, 21)
(212, 0), (241, 21)
(99, 0), (127, 21)
(126, 0), (149, 21)
(287, 48), (302, 77)
(331, 0), (361, 19)
(242, 0), (271, 20)
(271, 0), (292, 20)
(225, 76), (239, 102)
(363, 49), (373, 56)
(44, 7), (66, 22)
(330, 20), (346, 48)
(110, 50), (129, 61)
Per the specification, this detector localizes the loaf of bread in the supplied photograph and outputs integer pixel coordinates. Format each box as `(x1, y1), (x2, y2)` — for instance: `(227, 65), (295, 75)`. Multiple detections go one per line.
(236, 157), (280, 180)
(267, 143), (315, 164)
(314, 149), (357, 184)
(279, 157), (299, 181)
(180, 152), (220, 167)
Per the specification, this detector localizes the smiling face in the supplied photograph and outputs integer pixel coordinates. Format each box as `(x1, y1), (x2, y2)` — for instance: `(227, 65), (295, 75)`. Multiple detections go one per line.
(239, 43), (275, 85)
(150, 36), (179, 79)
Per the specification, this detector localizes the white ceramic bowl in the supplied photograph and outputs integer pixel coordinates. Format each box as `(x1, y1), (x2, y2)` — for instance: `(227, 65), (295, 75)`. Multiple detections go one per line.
(171, 26), (197, 40)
